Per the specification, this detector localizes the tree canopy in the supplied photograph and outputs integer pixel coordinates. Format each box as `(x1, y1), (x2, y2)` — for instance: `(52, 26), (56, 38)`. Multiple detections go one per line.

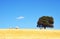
(37, 16), (54, 29)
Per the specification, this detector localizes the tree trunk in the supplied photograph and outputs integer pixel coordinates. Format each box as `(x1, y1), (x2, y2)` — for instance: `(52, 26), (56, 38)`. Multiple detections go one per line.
(44, 27), (46, 29)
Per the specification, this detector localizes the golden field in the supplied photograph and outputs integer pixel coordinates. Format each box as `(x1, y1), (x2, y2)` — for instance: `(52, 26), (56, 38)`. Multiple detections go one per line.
(0, 29), (60, 39)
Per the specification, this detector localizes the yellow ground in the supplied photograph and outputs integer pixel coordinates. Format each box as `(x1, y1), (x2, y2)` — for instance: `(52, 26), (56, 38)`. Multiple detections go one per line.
(0, 29), (60, 39)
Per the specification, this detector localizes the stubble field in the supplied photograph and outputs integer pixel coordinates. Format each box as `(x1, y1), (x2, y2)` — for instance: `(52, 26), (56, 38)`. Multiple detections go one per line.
(0, 29), (60, 39)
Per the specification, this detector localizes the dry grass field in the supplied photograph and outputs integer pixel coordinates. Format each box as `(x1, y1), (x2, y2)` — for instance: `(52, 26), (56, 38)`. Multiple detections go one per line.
(0, 29), (60, 39)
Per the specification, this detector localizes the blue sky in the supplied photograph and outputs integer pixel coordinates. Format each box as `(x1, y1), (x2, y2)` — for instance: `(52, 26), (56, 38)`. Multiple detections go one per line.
(0, 0), (60, 29)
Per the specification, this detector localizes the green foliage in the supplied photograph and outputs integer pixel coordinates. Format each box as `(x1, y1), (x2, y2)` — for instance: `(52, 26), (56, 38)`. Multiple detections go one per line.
(37, 16), (54, 29)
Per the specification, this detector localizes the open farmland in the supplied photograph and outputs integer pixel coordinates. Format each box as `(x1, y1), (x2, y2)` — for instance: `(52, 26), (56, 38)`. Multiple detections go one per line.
(0, 29), (60, 39)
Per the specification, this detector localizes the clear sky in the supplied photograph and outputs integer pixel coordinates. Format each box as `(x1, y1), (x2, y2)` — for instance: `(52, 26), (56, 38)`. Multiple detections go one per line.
(0, 0), (60, 29)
